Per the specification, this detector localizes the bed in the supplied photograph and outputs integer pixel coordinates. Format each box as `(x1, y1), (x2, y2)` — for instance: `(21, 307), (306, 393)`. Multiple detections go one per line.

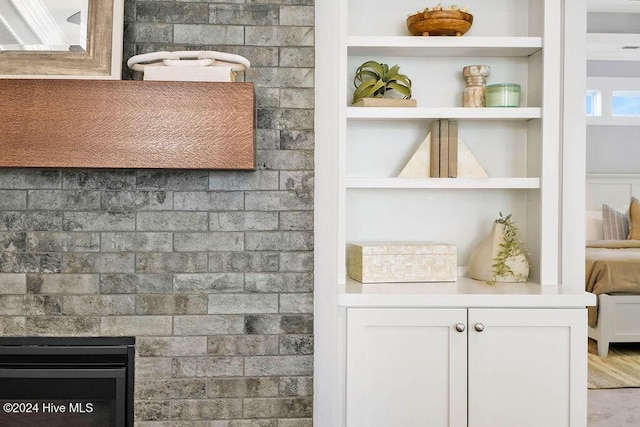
(586, 174), (640, 357)
(586, 241), (640, 356)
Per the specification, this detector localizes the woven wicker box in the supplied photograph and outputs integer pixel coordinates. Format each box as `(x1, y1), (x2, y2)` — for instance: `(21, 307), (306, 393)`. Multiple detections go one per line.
(347, 242), (457, 283)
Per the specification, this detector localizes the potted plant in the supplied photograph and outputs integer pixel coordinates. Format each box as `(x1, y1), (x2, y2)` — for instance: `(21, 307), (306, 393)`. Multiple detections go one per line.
(352, 60), (413, 106)
(468, 212), (530, 285)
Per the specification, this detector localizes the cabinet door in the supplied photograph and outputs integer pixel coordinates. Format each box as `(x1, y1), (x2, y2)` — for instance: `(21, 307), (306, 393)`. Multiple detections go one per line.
(468, 308), (587, 427)
(346, 308), (467, 427)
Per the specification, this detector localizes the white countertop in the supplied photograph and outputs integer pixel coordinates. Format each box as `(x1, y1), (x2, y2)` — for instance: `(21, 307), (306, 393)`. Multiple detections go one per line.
(339, 277), (596, 308)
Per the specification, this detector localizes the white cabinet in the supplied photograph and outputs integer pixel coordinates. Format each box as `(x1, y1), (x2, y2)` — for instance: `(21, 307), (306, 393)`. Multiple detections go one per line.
(467, 308), (586, 426)
(346, 308), (467, 427)
(346, 307), (588, 427)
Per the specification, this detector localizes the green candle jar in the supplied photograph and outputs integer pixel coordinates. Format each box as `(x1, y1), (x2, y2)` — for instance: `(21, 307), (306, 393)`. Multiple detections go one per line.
(485, 83), (521, 107)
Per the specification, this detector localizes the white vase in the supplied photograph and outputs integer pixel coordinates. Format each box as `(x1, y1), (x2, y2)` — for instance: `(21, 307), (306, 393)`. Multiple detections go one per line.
(468, 222), (529, 283)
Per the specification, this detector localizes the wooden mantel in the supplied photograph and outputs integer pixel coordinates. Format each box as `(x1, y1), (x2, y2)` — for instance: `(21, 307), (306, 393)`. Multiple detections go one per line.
(0, 79), (255, 169)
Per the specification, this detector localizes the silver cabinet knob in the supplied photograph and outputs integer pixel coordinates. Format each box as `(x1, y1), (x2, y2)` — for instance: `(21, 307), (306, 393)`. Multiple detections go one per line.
(455, 323), (465, 332)
(474, 323), (485, 332)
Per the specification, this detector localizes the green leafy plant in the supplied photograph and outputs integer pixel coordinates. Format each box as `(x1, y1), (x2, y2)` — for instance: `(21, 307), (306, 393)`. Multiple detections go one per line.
(489, 212), (530, 285)
(352, 60), (412, 104)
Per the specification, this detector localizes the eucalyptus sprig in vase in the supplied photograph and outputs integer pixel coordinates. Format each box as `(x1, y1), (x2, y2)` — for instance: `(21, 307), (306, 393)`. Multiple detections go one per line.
(468, 212), (530, 285)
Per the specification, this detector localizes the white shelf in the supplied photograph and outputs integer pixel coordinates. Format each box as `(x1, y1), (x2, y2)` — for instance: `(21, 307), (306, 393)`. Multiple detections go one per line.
(346, 107), (541, 120)
(346, 177), (540, 189)
(339, 277), (596, 307)
(347, 36), (543, 57)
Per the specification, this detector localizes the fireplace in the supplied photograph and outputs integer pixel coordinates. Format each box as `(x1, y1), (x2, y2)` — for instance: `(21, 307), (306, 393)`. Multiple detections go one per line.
(0, 337), (135, 427)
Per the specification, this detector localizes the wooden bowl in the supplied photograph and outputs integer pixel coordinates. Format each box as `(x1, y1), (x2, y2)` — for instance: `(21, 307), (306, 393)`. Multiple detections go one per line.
(407, 9), (473, 36)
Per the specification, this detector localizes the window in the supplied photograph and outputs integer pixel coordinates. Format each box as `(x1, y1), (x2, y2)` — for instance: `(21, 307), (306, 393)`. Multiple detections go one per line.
(586, 90), (601, 117)
(612, 91), (640, 117)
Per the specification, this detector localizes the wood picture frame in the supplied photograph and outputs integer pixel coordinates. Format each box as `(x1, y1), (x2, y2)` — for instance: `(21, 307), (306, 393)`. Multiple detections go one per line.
(0, 0), (124, 79)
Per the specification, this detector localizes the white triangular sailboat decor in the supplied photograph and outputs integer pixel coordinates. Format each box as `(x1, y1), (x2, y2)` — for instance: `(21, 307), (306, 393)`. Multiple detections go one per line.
(399, 133), (431, 178)
(399, 133), (488, 178)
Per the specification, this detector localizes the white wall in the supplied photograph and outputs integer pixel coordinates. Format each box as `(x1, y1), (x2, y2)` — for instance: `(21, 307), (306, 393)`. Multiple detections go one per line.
(587, 126), (640, 173)
(586, 77), (640, 174)
(586, 7), (640, 174)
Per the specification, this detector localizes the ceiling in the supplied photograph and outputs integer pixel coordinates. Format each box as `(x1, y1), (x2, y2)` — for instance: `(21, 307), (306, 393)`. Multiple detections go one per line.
(588, 0), (640, 13)
(588, 1), (640, 77)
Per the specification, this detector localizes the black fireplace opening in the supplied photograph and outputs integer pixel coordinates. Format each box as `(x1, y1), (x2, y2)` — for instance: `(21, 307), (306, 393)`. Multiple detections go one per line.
(0, 337), (135, 427)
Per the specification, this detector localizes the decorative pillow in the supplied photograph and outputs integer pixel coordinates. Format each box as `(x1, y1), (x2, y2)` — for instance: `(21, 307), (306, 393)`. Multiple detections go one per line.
(602, 204), (629, 240)
(585, 210), (604, 241)
(629, 197), (640, 240)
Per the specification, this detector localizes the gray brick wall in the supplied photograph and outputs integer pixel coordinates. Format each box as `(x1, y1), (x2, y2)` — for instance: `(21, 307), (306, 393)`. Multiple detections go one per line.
(0, 1), (314, 425)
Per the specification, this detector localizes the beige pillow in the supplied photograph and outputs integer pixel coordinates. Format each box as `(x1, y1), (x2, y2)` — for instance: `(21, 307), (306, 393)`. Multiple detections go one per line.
(629, 197), (640, 240)
(585, 210), (604, 240)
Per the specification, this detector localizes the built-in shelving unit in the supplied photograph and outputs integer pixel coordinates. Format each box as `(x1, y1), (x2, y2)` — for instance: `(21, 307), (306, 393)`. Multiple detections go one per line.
(339, 0), (559, 287)
(314, 0), (592, 425)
